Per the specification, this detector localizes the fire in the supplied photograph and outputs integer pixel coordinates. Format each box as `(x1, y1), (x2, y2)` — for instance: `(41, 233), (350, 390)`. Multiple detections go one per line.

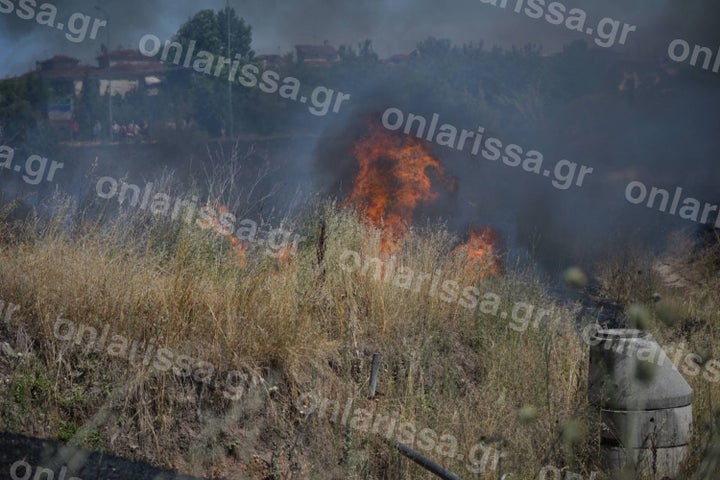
(452, 226), (503, 277)
(198, 202), (247, 268)
(345, 122), (455, 253)
(224, 232), (247, 268)
(270, 243), (295, 276)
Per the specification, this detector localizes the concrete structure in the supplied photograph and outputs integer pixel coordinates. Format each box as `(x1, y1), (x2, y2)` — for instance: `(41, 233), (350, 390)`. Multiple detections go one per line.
(588, 329), (693, 479)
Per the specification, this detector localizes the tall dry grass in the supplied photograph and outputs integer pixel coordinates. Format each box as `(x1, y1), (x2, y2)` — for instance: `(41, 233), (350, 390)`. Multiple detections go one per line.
(1, 188), (717, 479)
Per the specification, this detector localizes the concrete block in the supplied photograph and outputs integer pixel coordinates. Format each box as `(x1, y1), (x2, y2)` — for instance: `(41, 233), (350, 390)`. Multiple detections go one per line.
(600, 404), (693, 448)
(601, 444), (687, 479)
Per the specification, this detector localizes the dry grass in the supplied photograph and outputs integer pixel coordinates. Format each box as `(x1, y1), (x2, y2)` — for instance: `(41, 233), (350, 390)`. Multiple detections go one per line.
(0, 194), (718, 479)
(593, 230), (720, 480)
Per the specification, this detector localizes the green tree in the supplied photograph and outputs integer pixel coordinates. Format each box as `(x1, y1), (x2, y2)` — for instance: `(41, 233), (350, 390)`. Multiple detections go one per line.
(338, 39), (378, 65)
(74, 74), (103, 140)
(0, 74), (46, 145)
(417, 37), (453, 59)
(170, 6), (254, 135)
(174, 7), (253, 62)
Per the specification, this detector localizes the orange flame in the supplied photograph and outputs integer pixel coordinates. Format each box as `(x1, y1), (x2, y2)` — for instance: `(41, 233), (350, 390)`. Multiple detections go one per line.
(225, 232), (248, 268)
(345, 123), (455, 254)
(270, 243), (296, 276)
(198, 202), (247, 268)
(452, 226), (503, 277)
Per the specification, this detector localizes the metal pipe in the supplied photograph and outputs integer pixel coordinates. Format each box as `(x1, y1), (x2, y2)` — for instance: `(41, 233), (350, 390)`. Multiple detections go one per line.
(369, 353), (381, 398)
(386, 438), (465, 480)
(226, 0), (233, 138)
(369, 352), (463, 479)
(94, 5), (112, 142)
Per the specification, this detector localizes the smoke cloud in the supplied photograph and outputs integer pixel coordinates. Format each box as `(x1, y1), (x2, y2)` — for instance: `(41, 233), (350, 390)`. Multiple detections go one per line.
(2, 0), (719, 271)
(3, 0), (715, 77)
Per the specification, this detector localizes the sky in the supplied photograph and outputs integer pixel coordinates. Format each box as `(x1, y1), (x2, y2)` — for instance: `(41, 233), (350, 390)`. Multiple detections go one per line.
(0, 0), (686, 78)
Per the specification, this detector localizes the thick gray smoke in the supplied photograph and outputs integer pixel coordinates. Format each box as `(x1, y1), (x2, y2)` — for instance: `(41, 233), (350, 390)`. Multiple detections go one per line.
(1, 0), (227, 76)
(0, 0), (709, 77)
(2, 0), (718, 271)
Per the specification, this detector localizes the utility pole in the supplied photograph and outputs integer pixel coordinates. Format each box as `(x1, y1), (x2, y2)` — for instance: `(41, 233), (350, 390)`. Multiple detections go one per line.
(95, 5), (112, 142)
(227, 0), (234, 139)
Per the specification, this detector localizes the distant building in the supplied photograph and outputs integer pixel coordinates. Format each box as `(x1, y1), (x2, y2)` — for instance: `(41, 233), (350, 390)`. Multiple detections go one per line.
(97, 49), (152, 69)
(36, 55), (93, 96)
(95, 49), (166, 96)
(255, 54), (286, 70)
(21, 49), (167, 127)
(33, 49), (166, 98)
(37, 55), (83, 72)
(295, 43), (339, 65)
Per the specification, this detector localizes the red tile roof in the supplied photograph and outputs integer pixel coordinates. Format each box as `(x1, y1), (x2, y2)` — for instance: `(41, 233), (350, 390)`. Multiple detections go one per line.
(97, 49), (150, 61)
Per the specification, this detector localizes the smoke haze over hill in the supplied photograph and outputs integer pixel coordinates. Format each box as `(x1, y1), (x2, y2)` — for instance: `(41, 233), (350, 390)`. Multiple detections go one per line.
(3, 0), (717, 77)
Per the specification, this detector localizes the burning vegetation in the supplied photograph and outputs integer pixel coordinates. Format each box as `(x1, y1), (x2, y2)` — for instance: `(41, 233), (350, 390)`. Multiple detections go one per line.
(344, 122), (456, 253)
(344, 120), (503, 276)
(198, 202), (248, 268)
(451, 226), (504, 278)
